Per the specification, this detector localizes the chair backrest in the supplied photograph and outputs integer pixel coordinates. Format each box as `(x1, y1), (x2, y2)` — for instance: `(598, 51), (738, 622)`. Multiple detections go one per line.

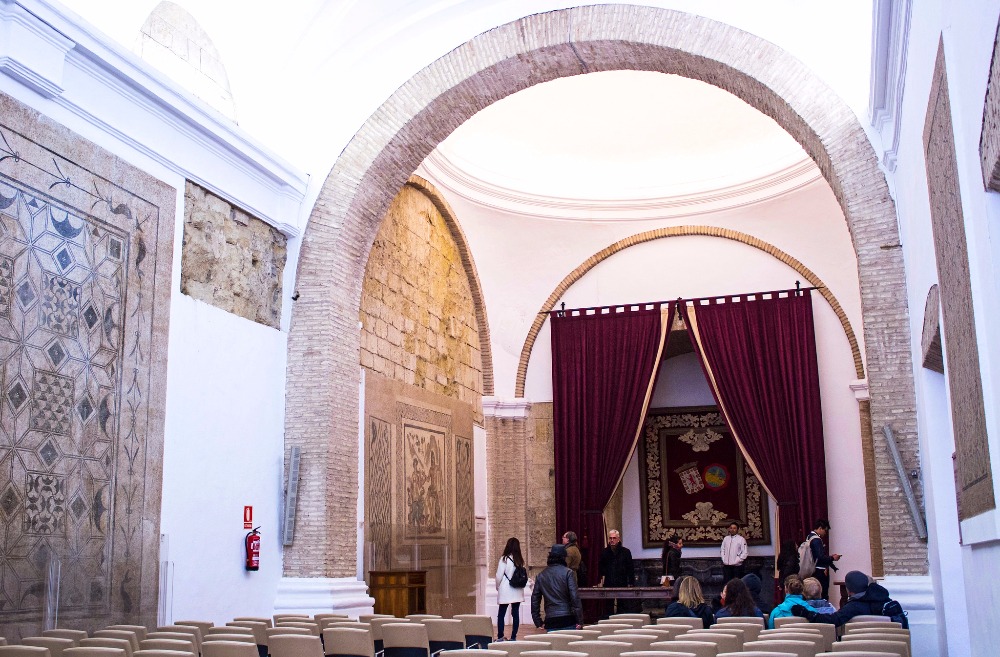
(674, 632), (738, 654)
(79, 638), (133, 657)
(760, 632), (824, 652)
(62, 648), (125, 657)
(201, 641), (258, 657)
(275, 623), (320, 637)
(522, 636), (581, 651)
(439, 651), (506, 657)
(817, 652), (901, 657)
(487, 640), (552, 657)
(274, 616), (310, 625)
(266, 629), (311, 640)
(519, 651), (588, 657)
(155, 629), (199, 651)
(765, 626), (834, 652)
(710, 621), (761, 641)
(549, 631), (597, 642)
(0, 649), (52, 657)
(134, 650), (197, 657)
(139, 640), (196, 654)
(829, 640), (907, 657)
(313, 615), (351, 624)
(773, 616), (810, 629)
(381, 624), (428, 657)
(743, 639), (817, 657)
(845, 616), (893, 624)
(93, 633), (139, 653)
(839, 634), (910, 656)
(650, 641), (718, 657)
(42, 631), (87, 643)
(226, 622), (269, 645)
(598, 635), (658, 651)
(686, 626), (746, 647)
(565, 641), (630, 657)
(234, 619), (273, 629)
(356, 616), (393, 625)
(203, 636), (254, 645)
(598, 619), (644, 629)
(608, 614), (651, 625)
(209, 630), (253, 637)
(404, 616), (440, 622)
(175, 623), (213, 638)
(143, 635), (194, 652)
(715, 615), (765, 628)
(655, 618), (703, 631)
(623, 652), (725, 657)
(422, 619), (464, 644)
(322, 628), (373, 657)
(268, 635), (324, 657)
(844, 621), (903, 632)
(106, 629), (147, 644)
(592, 624), (633, 634)
(23, 638), (74, 657)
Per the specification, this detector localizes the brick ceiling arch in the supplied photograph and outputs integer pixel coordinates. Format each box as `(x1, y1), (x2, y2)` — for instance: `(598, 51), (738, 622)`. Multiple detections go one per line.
(284, 4), (919, 579)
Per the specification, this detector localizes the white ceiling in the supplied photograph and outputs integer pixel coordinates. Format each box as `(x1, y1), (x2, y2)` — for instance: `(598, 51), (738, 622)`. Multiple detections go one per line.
(432, 70), (812, 203)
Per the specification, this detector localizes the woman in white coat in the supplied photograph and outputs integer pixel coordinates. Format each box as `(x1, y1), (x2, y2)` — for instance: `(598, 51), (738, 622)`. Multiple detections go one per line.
(495, 537), (525, 640)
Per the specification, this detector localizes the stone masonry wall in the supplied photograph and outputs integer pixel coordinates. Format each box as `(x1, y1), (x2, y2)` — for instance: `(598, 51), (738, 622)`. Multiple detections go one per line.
(360, 183), (483, 420)
(181, 181), (286, 328)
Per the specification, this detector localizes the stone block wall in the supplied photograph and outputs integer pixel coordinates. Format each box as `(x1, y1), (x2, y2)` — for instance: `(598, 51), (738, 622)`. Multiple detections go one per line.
(360, 183), (483, 420)
(181, 181), (286, 329)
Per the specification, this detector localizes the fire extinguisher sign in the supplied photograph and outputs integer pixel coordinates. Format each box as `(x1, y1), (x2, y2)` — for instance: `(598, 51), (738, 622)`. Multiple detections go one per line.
(243, 506), (253, 529)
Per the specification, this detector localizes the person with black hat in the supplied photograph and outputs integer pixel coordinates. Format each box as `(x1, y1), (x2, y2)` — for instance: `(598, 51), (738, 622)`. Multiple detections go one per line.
(791, 570), (903, 627)
(531, 543), (583, 631)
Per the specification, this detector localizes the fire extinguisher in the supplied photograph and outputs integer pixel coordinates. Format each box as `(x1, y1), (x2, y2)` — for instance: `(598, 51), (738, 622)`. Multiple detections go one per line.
(245, 526), (261, 571)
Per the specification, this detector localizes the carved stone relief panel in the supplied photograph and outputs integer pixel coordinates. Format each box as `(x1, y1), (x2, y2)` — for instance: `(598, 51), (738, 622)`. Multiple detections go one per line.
(0, 92), (174, 637)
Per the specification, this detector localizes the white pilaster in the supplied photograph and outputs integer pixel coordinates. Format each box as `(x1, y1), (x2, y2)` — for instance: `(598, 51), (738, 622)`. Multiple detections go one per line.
(880, 575), (937, 657)
(273, 577), (374, 618)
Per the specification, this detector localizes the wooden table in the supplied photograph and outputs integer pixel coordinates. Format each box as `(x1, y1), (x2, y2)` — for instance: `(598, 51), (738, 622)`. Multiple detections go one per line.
(577, 586), (672, 600)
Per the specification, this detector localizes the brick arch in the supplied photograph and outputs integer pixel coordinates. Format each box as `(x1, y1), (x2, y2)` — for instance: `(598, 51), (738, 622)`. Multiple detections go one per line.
(405, 174), (495, 396)
(513, 225), (864, 398)
(284, 5), (920, 578)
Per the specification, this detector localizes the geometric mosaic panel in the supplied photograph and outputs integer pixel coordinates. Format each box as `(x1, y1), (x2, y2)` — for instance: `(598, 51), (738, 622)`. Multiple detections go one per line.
(0, 91), (174, 636)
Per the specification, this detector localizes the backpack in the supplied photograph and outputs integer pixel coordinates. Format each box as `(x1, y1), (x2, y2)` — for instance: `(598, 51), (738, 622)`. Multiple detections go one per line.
(797, 534), (818, 578)
(508, 564), (528, 588)
(880, 598), (909, 629)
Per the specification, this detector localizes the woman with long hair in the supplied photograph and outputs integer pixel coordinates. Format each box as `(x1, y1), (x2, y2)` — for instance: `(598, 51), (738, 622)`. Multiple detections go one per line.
(495, 537), (525, 640)
(715, 577), (763, 619)
(663, 575), (715, 628)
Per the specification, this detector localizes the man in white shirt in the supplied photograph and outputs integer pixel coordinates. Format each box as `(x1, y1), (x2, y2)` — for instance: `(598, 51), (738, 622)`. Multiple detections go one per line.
(721, 522), (748, 582)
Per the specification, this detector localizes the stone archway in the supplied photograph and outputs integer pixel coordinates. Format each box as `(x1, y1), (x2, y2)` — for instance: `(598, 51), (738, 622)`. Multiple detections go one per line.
(284, 5), (920, 581)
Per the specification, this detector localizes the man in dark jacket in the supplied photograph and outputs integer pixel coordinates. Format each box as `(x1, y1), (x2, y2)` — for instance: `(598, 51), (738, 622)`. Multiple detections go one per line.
(791, 570), (895, 626)
(598, 529), (635, 616)
(531, 544), (583, 631)
(805, 518), (841, 599)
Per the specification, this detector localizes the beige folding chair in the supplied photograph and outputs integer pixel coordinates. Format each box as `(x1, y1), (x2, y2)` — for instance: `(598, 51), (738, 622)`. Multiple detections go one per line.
(268, 635), (324, 657)
(79, 639), (134, 657)
(321, 624), (369, 634)
(0, 645), (8, 650)
(552, 631), (599, 642)
(106, 630), (148, 644)
(597, 619), (644, 629)
(155, 629), (199, 653)
(626, 627), (686, 642)
(723, 653), (809, 657)
(839, 634), (910, 657)
(655, 618), (703, 631)
(760, 631), (824, 654)
(382, 624), (429, 657)
(522, 636), (582, 651)
(609, 614), (651, 625)
(357, 617), (393, 625)
(62, 648), (124, 657)
(422, 619), (464, 654)
(623, 652), (719, 657)
(487, 640), (551, 657)
(23, 638), (74, 657)
(93, 633), (140, 653)
(144, 636), (195, 654)
(845, 616), (893, 624)
(370, 619), (409, 654)
(830, 641), (906, 657)
(816, 653), (899, 657)
(769, 627), (833, 652)
(439, 651), (506, 657)
(267, 630), (311, 640)
(176, 623), (213, 638)
(227, 622), (270, 650)
(202, 641), (258, 657)
(519, 651), (587, 657)
(140, 641), (196, 654)
(234, 619), (273, 630)
(710, 621), (761, 641)
(598, 634), (658, 651)
(714, 616), (765, 628)
(313, 616), (351, 624)
(404, 616), (440, 623)
(274, 616), (311, 625)
(687, 626), (747, 648)
(204, 637), (254, 645)
(277, 624), (321, 638)
(133, 650), (196, 657)
(565, 641), (629, 657)
(452, 616), (494, 649)
(650, 641), (719, 657)
(208, 631), (253, 639)
(742, 639), (817, 657)
(323, 628), (373, 657)
(42, 631), (87, 643)
(591, 624), (633, 634)
(773, 616), (810, 629)
(674, 632), (738, 654)
(844, 621), (902, 632)
(0, 649), (51, 657)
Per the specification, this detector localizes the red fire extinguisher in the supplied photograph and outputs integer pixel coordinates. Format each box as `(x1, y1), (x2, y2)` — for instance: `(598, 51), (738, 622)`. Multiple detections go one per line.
(245, 527), (260, 571)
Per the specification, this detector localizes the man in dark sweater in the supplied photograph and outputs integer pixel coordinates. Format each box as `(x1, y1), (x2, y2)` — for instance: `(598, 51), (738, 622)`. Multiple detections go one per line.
(598, 529), (635, 615)
(791, 570), (900, 627)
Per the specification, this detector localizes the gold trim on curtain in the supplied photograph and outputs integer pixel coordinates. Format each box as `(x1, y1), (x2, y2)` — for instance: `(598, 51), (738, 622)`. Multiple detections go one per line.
(602, 304), (672, 544)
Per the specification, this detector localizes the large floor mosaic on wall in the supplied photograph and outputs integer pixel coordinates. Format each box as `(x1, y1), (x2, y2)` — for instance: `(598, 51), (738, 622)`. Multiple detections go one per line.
(0, 94), (174, 637)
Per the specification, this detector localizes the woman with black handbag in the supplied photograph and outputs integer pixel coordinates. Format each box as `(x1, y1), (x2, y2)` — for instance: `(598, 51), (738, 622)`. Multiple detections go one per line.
(495, 537), (525, 641)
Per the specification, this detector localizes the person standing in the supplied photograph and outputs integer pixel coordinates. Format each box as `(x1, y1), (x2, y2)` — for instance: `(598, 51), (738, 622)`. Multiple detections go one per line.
(495, 537), (525, 641)
(720, 522), (748, 582)
(531, 544), (583, 632)
(598, 528), (635, 616)
(804, 518), (841, 600)
(661, 534), (683, 582)
(563, 531), (584, 584)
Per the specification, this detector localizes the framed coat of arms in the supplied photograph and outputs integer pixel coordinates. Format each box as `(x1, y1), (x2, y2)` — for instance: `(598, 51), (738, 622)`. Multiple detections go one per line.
(639, 406), (771, 547)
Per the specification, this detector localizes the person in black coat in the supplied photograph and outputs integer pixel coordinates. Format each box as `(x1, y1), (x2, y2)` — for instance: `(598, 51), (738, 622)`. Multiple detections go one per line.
(661, 534), (683, 582)
(791, 570), (902, 627)
(598, 529), (635, 616)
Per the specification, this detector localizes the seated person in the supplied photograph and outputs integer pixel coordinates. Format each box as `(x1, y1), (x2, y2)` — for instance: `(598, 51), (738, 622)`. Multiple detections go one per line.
(742, 572), (771, 614)
(792, 570), (905, 628)
(768, 574), (806, 628)
(802, 576), (836, 614)
(715, 577), (763, 620)
(664, 576), (715, 628)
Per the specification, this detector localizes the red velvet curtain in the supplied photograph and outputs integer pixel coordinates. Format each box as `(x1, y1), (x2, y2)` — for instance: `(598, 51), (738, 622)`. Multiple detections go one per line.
(682, 291), (827, 546)
(551, 303), (671, 584)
